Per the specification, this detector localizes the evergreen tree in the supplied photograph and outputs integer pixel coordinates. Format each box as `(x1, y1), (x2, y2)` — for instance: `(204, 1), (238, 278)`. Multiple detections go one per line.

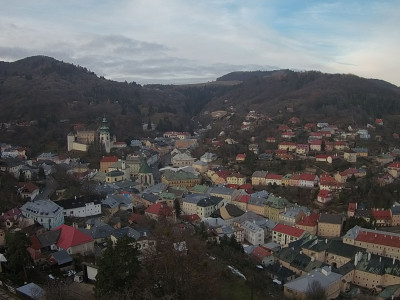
(174, 199), (181, 219)
(5, 231), (32, 280)
(95, 236), (141, 299)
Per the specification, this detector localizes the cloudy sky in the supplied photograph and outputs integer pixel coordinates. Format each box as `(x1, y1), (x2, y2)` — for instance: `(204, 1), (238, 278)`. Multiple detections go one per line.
(0, 0), (399, 85)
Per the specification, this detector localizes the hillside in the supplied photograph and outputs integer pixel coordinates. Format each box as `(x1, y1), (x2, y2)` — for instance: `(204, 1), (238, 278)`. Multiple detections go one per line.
(208, 70), (400, 126)
(1, 56), (400, 154)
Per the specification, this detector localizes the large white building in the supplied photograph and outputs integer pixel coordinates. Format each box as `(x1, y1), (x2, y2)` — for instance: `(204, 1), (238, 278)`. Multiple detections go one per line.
(20, 199), (64, 229)
(241, 220), (264, 245)
(57, 196), (102, 218)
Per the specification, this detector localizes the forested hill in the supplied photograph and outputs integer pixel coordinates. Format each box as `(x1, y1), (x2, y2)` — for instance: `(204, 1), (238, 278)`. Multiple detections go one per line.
(1, 56), (400, 153)
(208, 70), (400, 125)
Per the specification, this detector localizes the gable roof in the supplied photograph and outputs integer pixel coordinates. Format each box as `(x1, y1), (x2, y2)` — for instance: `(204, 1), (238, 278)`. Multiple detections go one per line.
(273, 223), (305, 238)
(101, 156), (119, 163)
(53, 224), (93, 249)
(145, 202), (173, 216)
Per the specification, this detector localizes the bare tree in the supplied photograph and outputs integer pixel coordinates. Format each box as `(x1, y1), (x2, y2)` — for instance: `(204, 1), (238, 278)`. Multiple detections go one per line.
(306, 280), (327, 300)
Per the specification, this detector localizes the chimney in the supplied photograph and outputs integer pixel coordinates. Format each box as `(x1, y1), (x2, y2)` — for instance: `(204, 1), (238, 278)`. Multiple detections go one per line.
(368, 252), (371, 261)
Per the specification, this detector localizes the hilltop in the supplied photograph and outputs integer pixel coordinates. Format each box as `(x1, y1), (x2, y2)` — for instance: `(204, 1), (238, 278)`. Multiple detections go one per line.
(1, 56), (400, 153)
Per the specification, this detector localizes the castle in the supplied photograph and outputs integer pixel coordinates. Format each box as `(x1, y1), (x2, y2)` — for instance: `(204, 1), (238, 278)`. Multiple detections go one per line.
(67, 117), (115, 153)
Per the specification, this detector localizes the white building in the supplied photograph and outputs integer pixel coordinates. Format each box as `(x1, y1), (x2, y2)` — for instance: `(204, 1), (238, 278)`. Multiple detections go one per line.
(241, 220), (264, 245)
(20, 199), (64, 229)
(57, 196), (102, 218)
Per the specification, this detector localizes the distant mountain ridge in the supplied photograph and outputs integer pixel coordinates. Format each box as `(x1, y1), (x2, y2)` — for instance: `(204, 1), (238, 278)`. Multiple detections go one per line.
(1, 56), (400, 153)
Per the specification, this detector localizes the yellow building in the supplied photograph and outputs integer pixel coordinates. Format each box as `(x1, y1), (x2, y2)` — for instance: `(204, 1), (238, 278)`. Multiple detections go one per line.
(317, 214), (343, 237)
(161, 170), (201, 188)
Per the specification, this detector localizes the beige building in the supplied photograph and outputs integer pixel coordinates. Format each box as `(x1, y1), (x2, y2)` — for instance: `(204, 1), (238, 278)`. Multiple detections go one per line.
(161, 170), (201, 188)
(317, 214), (344, 237)
(226, 173), (246, 185)
(284, 267), (342, 300)
(343, 226), (400, 259)
(251, 171), (268, 186)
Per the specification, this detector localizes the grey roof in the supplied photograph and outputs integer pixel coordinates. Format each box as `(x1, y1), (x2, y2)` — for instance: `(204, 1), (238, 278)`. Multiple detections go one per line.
(232, 211), (265, 225)
(264, 262), (295, 281)
(242, 220), (263, 233)
(79, 222), (114, 240)
(284, 267), (342, 293)
(141, 193), (160, 203)
(108, 194), (131, 205)
(51, 250), (73, 265)
(327, 239), (364, 258)
(197, 196), (223, 207)
(184, 193), (207, 205)
(251, 190), (269, 199)
(319, 213), (343, 224)
(16, 283), (45, 299)
(142, 183), (168, 194)
(37, 229), (61, 248)
(391, 205), (400, 215)
(112, 227), (141, 241)
(248, 196), (267, 206)
(209, 186), (235, 196)
(20, 199), (63, 218)
(102, 196), (119, 209)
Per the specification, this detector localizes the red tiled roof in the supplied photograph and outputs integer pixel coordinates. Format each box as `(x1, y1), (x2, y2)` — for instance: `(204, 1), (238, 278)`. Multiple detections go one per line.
(299, 173), (317, 182)
(239, 184), (252, 190)
(266, 173), (283, 180)
(282, 131), (294, 136)
(296, 213), (319, 227)
(372, 209), (392, 220)
(128, 213), (146, 224)
(273, 223), (305, 238)
(348, 203), (357, 212)
(236, 154), (246, 160)
(388, 162), (400, 169)
(53, 224), (93, 250)
(251, 246), (272, 263)
(316, 154), (329, 159)
(216, 170), (230, 179)
(310, 132), (323, 137)
(318, 190), (331, 198)
(278, 125), (290, 131)
(226, 184), (239, 190)
(238, 195), (251, 203)
(310, 139), (322, 145)
(356, 229), (400, 248)
(30, 236), (42, 250)
(100, 156), (118, 163)
(181, 214), (200, 222)
(145, 203), (173, 216)
(18, 182), (39, 193)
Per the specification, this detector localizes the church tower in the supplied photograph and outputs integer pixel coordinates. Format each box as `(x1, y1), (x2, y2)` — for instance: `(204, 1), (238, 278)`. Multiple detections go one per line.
(99, 117), (111, 153)
(138, 155), (154, 189)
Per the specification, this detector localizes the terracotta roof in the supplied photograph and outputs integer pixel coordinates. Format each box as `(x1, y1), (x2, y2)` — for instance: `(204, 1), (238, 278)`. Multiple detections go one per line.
(279, 142), (296, 146)
(226, 184), (239, 189)
(296, 213), (319, 227)
(29, 236), (42, 250)
(372, 209), (392, 220)
(53, 224), (93, 250)
(318, 190), (331, 198)
(356, 229), (400, 248)
(273, 223), (305, 238)
(388, 162), (400, 169)
(348, 203), (357, 212)
(266, 174), (283, 180)
(239, 184), (253, 190)
(299, 173), (317, 182)
(310, 139), (322, 145)
(251, 246), (272, 263)
(236, 154), (246, 160)
(238, 195), (251, 203)
(145, 202), (173, 216)
(181, 214), (200, 222)
(18, 182), (39, 193)
(100, 156), (118, 163)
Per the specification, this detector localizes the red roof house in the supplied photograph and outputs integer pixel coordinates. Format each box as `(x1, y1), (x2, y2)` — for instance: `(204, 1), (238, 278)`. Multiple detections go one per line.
(52, 224), (94, 255)
(145, 203), (174, 221)
(371, 209), (392, 226)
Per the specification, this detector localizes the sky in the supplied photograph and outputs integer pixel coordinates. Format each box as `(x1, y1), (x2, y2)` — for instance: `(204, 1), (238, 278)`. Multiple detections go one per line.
(0, 0), (399, 85)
